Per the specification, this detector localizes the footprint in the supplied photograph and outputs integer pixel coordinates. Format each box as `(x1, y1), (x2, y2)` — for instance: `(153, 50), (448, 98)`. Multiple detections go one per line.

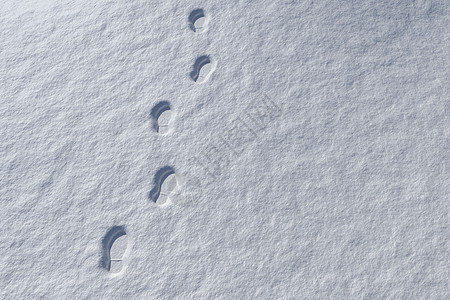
(151, 101), (172, 134)
(189, 9), (208, 33)
(101, 226), (128, 274)
(149, 166), (179, 205)
(190, 56), (216, 84)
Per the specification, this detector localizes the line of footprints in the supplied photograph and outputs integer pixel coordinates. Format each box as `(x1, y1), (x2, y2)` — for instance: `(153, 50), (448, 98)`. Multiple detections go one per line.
(102, 9), (214, 275)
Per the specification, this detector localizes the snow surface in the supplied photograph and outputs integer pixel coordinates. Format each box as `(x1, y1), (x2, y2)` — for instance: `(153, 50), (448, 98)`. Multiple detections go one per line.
(1, 0), (449, 298)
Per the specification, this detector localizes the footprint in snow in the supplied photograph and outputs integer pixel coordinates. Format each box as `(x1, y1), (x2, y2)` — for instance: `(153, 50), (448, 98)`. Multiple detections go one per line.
(190, 55), (216, 84)
(189, 9), (208, 33)
(102, 226), (128, 274)
(151, 101), (172, 134)
(149, 166), (180, 206)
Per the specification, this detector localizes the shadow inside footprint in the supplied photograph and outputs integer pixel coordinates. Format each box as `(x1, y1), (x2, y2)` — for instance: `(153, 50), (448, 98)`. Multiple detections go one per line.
(188, 9), (206, 32)
(100, 226), (127, 272)
(149, 166), (177, 204)
(150, 101), (171, 133)
(190, 55), (215, 83)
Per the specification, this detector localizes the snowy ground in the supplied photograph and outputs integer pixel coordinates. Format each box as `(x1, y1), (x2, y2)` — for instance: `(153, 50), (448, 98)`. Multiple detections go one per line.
(1, 0), (449, 298)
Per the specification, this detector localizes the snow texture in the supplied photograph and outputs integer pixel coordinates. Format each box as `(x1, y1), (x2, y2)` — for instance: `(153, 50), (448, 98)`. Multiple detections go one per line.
(1, 0), (449, 299)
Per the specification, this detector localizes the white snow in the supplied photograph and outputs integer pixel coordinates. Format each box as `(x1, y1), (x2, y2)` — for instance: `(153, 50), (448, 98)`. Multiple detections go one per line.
(1, 0), (449, 299)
